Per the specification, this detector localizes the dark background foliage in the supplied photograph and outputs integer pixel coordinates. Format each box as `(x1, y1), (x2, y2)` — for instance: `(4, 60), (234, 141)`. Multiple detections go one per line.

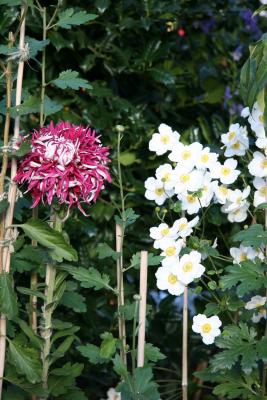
(0, 0), (266, 398)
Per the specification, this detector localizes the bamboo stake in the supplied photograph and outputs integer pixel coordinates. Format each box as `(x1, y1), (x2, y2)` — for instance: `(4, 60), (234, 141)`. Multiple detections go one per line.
(137, 251), (148, 367)
(182, 286), (188, 400)
(116, 223), (127, 365)
(0, 7), (26, 398)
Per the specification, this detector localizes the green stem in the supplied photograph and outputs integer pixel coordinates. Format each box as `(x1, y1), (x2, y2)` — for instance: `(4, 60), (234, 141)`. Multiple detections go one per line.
(41, 212), (63, 396)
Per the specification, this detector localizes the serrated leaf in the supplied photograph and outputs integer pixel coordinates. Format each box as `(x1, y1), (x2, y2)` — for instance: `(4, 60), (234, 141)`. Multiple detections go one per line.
(115, 208), (140, 227)
(17, 286), (46, 300)
(117, 366), (160, 400)
(62, 266), (114, 292)
(96, 242), (119, 260)
(8, 339), (42, 383)
(9, 96), (40, 117)
(25, 37), (50, 58)
(77, 344), (106, 364)
(14, 319), (43, 349)
(144, 343), (166, 362)
(0, 273), (18, 319)
(44, 95), (63, 116)
(220, 260), (265, 296)
(60, 292), (87, 313)
(233, 224), (267, 247)
(18, 219), (78, 262)
(56, 8), (97, 29)
(51, 335), (77, 364)
(52, 69), (92, 90)
(99, 332), (117, 359)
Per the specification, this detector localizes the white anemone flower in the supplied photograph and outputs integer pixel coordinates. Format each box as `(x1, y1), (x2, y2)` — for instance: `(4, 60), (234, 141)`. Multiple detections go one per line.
(176, 250), (205, 285)
(160, 238), (184, 267)
(212, 181), (230, 205)
(224, 132), (249, 157)
(195, 147), (218, 170)
(150, 223), (179, 249)
(248, 102), (265, 138)
(155, 264), (185, 295)
(223, 202), (249, 223)
(248, 151), (267, 178)
(223, 186), (250, 213)
(211, 158), (240, 185)
(221, 123), (243, 146)
(173, 167), (204, 194)
(173, 216), (199, 238)
(155, 163), (176, 191)
(245, 295), (266, 310)
(168, 142), (203, 168)
(144, 177), (173, 205)
(230, 245), (262, 264)
(192, 314), (222, 345)
(198, 173), (214, 207)
(252, 309), (267, 323)
(149, 123), (180, 155)
(178, 192), (202, 215)
(256, 137), (267, 150)
(253, 177), (267, 207)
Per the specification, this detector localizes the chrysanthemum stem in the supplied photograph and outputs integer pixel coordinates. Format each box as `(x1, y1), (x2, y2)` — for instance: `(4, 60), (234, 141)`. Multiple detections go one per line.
(0, 7), (26, 397)
(262, 183), (267, 395)
(41, 211), (62, 396)
(40, 7), (46, 127)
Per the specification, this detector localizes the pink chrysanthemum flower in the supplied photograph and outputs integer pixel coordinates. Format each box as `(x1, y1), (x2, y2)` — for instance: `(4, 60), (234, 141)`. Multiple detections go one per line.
(14, 121), (111, 215)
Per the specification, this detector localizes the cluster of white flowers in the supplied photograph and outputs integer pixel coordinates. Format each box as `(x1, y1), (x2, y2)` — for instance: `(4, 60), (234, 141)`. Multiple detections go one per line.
(145, 123), (247, 222)
(101, 388), (121, 400)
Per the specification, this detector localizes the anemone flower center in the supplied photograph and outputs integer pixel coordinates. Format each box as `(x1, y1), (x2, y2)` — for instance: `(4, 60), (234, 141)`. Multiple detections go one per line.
(202, 323), (212, 333)
(168, 273), (178, 284)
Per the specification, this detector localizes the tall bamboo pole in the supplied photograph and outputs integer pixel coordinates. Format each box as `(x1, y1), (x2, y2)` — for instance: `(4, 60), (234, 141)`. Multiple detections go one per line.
(137, 251), (148, 367)
(0, 7), (26, 398)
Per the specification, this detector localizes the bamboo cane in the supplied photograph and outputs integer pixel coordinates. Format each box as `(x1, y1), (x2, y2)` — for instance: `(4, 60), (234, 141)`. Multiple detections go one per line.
(0, 8), (26, 398)
(137, 250), (148, 367)
(116, 223), (127, 365)
(182, 286), (188, 400)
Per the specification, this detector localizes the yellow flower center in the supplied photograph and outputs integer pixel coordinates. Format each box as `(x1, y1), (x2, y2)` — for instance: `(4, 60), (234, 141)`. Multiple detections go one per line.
(261, 159), (267, 168)
(240, 253), (247, 262)
(187, 195), (196, 203)
(237, 196), (242, 205)
(201, 154), (209, 163)
(202, 323), (212, 333)
(259, 115), (264, 123)
(256, 303), (263, 308)
(160, 135), (170, 144)
(219, 186), (228, 196)
(228, 132), (236, 140)
(182, 150), (191, 160)
(155, 188), (164, 196)
(221, 167), (231, 176)
(231, 141), (240, 149)
(183, 262), (193, 272)
(161, 228), (170, 236)
(179, 222), (188, 231)
(168, 273), (178, 284)
(180, 174), (190, 183)
(162, 173), (171, 182)
(166, 246), (176, 257)
(259, 187), (267, 196)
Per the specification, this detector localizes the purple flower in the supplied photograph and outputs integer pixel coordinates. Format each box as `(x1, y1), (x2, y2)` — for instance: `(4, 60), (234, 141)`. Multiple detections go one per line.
(232, 45), (243, 61)
(241, 9), (261, 37)
(199, 17), (216, 34)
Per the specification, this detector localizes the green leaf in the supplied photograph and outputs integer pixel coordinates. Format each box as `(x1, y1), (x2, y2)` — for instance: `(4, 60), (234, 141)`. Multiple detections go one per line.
(14, 319), (43, 349)
(15, 140), (31, 157)
(9, 96), (40, 117)
(17, 286), (46, 300)
(62, 266), (114, 292)
(52, 69), (92, 90)
(8, 339), (42, 383)
(115, 208), (140, 227)
(44, 95), (63, 116)
(18, 219), (78, 262)
(99, 332), (117, 359)
(96, 242), (119, 260)
(144, 343), (166, 362)
(51, 326), (80, 346)
(233, 224), (267, 247)
(211, 323), (259, 373)
(95, 0), (110, 13)
(220, 260), (265, 296)
(56, 8), (97, 29)
(51, 335), (77, 363)
(25, 37), (50, 58)
(0, 273), (18, 319)
(77, 344), (106, 364)
(129, 252), (163, 270)
(60, 292), (87, 313)
(117, 366), (160, 400)
(150, 68), (176, 85)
